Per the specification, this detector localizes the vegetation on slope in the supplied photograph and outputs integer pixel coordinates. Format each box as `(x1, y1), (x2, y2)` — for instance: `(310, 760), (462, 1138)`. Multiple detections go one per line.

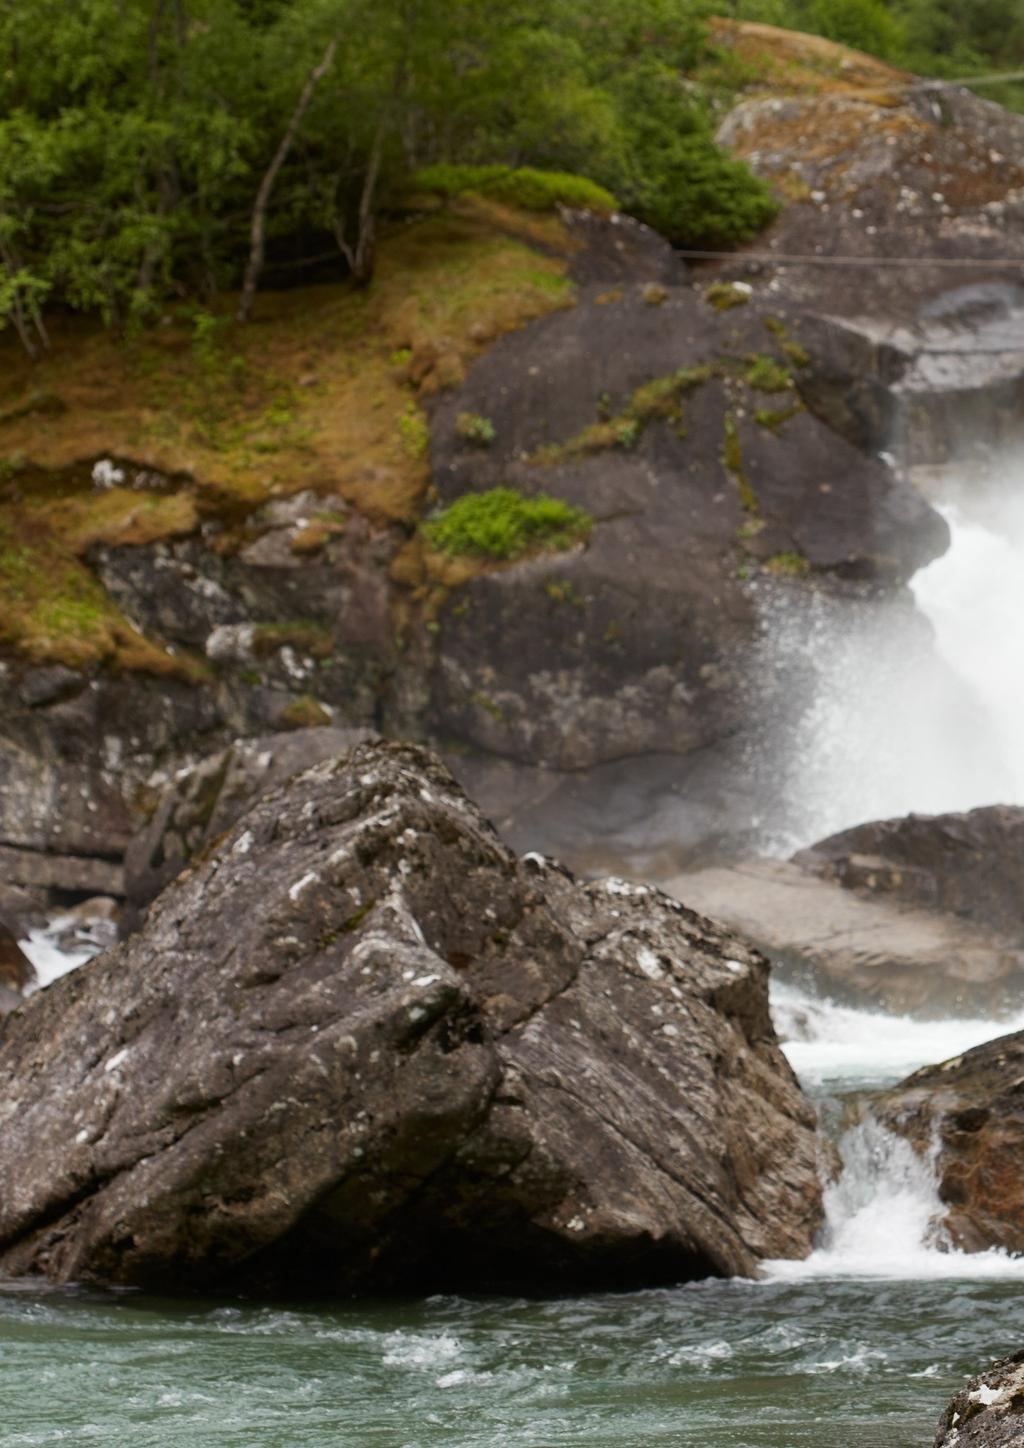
(0, 201), (576, 668)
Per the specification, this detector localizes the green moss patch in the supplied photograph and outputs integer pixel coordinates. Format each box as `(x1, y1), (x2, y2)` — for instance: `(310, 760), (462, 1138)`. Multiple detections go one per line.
(423, 487), (592, 560)
(411, 165), (617, 215)
(723, 413), (758, 514)
(704, 281), (752, 311)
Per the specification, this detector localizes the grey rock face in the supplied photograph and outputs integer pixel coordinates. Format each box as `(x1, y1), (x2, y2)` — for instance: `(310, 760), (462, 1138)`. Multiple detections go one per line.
(934, 1351), (1024, 1446)
(665, 857), (1024, 1018)
(796, 806), (1024, 941)
(0, 741), (821, 1295)
(716, 81), (1024, 323)
(428, 286), (947, 769)
(665, 805), (1024, 1018)
(124, 726), (376, 923)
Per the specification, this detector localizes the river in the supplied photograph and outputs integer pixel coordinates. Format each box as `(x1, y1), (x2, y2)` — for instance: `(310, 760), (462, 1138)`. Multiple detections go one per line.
(5, 457), (1024, 1445)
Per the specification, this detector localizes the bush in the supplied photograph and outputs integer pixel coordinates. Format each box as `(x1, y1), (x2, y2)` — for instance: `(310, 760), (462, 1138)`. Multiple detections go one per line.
(411, 165), (617, 215)
(632, 138), (781, 250)
(423, 487), (592, 560)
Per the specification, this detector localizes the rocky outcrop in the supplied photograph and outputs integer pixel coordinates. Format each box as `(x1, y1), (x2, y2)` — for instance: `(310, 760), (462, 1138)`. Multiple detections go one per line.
(124, 725), (375, 923)
(796, 806), (1024, 939)
(712, 22), (1024, 323)
(934, 1350), (1024, 1446)
(0, 741), (821, 1294)
(873, 1030), (1024, 1255)
(667, 815), (1024, 1016)
(708, 24), (1024, 464)
(428, 283), (947, 769)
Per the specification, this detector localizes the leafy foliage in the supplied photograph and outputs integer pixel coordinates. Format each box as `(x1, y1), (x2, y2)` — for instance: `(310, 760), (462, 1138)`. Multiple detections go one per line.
(0, 0), (784, 342)
(424, 488), (592, 560)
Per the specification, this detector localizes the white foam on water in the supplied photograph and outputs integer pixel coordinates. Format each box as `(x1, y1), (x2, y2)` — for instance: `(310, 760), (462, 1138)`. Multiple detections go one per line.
(771, 980), (1024, 1087)
(767, 979), (1024, 1283)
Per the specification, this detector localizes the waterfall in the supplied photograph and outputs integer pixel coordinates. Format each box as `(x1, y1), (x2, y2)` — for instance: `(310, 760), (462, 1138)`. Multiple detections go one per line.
(750, 450), (1024, 854)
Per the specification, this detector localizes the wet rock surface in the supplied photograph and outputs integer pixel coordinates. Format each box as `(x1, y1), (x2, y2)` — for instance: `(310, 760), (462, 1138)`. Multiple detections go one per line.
(0, 741), (821, 1295)
(934, 1350), (1024, 1446)
(874, 1031), (1024, 1255)
(796, 805), (1024, 940)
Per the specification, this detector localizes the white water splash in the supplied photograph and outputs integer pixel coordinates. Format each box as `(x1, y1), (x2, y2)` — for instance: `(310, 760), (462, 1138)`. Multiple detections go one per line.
(767, 981), (1024, 1281)
(765, 1116), (1024, 1283)
(752, 454), (1024, 852)
(771, 980), (1024, 1088)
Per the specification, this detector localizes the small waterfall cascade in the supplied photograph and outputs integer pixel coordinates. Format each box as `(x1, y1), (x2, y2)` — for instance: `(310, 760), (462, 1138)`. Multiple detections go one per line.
(767, 982), (1024, 1282)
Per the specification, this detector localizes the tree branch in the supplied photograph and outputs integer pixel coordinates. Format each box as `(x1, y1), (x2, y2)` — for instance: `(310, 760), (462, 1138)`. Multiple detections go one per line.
(237, 36), (338, 322)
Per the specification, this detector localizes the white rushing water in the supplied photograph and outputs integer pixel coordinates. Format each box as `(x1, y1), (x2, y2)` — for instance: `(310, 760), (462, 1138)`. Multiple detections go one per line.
(20, 919), (105, 988)
(768, 981), (1024, 1282)
(756, 453), (1024, 852)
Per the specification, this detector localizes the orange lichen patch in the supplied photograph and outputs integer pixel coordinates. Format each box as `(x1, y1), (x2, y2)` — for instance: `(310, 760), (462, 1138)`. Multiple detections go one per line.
(705, 17), (912, 100)
(939, 148), (1024, 207)
(730, 92), (926, 166)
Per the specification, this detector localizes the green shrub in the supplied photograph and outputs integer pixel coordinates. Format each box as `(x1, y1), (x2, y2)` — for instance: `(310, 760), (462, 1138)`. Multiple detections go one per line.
(423, 487), (592, 559)
(411, 165), (617, 215)
(633, 138), (781, 250)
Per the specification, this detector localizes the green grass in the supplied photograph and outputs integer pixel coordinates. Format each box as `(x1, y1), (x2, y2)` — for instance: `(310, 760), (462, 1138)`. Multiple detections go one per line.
(423, 487), (592, 560)
(411, 165), (618, 215)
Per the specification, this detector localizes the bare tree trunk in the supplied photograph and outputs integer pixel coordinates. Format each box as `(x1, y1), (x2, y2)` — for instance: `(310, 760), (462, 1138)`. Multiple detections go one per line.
(237, 37), (337, 322)
(333, 114), (387, 286)
(0, 239), (44, 360)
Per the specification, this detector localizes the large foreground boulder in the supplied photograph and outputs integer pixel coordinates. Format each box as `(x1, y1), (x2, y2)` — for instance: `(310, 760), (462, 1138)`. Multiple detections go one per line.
(873, 1030), (1024, 1255)
(0, 741), (821, 1294)
(934, 1351), (1024, 1447)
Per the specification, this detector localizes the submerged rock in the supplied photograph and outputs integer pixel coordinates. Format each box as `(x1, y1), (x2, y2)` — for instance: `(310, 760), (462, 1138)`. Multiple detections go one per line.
(873, 1030), (1024, 1255)
(0, 741), (820, 1295)
(934, 1350), (1024, 1447)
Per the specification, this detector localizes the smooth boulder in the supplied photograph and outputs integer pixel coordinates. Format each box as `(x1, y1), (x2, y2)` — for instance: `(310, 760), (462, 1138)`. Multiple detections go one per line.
(0, 740), (821, 1294)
